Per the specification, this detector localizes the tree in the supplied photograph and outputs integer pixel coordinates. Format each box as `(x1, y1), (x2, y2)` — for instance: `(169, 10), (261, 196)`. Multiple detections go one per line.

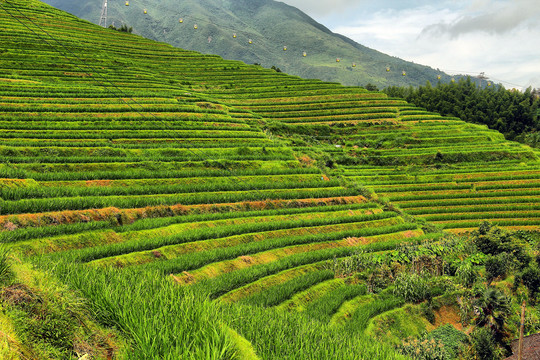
(364, 83), (379, 91)
(382, 77), (540, 145)
(473, 287), (511, 351)
(521, 266), (540, 301)
(484, 254), (508, 284)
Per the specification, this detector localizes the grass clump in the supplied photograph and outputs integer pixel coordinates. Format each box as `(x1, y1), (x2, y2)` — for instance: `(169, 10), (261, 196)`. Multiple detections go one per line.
(44, 260), (238, 360)
(0, 258), (123, 359)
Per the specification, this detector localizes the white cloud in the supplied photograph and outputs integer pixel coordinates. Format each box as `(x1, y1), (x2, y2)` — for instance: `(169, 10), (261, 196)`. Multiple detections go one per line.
(422, 0), (540, 38)
(327, 2), (540, 89)
(278, 0), (361, 15)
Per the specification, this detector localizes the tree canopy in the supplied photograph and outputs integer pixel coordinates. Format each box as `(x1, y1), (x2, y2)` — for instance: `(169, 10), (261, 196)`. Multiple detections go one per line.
(384, 77), (539, 147)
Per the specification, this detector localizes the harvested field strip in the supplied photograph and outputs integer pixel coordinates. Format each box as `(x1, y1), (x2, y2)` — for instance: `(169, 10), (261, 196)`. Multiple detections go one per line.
(239, 270), (336, 307)
(406, 203), (540, 215)
(433, 218), (540, 229)
(396, 195), (540, 208)
(305, 283), (368, 323)
(36, 173), (326, 188)
(189, 233), (425, 299)
(295, 119), (398, 126)
(375, 179), (540, 192)
(343, 291), (404, 331)
(417, 210), (540, 221)
(388, 189), (540, 202)
(136, 224), (420, 278)
(381, 188), (540, 201)
(1, 177), (338, 200)
(0, 186), (356, 214)
(2, 162), (315, 181)
(446, 225), (540, 234)
(0, 195), (367, 232)
(8, 204), (378, 254)
(330, 295), (374, 327)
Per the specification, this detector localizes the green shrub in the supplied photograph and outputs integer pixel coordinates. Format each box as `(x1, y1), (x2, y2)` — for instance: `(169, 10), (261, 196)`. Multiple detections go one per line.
(393, 272), (430, 303)
(470, 327), (504, 360)
(455, 262), (477, 288)
(398, 337), (448, 360)
(484, 254), (508, 283)
(521, 266), (540, 300)
(473, 223), (531, 269)
(426, 324), (467, 359)
(473, 222), (512, 255)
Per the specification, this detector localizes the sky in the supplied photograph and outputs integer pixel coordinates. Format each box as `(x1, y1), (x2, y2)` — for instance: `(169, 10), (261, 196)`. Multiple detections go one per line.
(281, 0), (540, 90)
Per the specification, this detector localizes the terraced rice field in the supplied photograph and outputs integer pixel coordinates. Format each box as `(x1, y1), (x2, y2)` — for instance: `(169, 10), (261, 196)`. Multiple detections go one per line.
(0, 0), (538, 358)
(233, 96), (540, 232)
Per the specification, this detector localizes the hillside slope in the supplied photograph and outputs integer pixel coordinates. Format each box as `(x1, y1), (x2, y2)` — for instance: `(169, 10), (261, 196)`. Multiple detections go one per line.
(0, 0), (538, 358)
(42, 0), (451, 88)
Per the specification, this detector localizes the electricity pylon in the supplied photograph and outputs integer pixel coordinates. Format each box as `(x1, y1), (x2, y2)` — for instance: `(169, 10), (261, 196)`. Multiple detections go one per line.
(99, 0), (108, 27)
(477, 72), (489, 88)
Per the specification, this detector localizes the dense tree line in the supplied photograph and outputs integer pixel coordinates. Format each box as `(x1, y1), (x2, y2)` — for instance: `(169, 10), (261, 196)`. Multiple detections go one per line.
(383, 77), (540, 147)
(108, 24), (133, 33)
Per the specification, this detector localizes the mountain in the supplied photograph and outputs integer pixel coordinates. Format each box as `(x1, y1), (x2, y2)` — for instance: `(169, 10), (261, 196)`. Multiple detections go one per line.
(42, 0), (451, 88)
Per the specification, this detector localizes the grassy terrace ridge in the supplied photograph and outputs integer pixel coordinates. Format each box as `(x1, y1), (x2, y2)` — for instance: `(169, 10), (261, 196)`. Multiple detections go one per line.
(0, 0), (538, 359)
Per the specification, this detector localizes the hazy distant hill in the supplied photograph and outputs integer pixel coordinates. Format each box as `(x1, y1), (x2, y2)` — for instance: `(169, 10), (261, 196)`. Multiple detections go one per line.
(43, 0), (451, 87)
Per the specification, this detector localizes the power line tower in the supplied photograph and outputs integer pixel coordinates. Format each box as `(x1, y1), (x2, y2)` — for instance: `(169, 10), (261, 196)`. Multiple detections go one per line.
(477, 72), (489, 88)
(99, 0), (108, 28)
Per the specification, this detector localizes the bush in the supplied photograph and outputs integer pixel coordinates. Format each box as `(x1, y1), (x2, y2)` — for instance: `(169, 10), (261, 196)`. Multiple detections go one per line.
(426, 325), (467, 359)
(455, 262), (477, 288)
(470, 327), (504, 360)
(521, 266), (540, 300)
(473, 223), (531, 269)
(484, 254), (508, 283)
(398, 337), (448, 360)
(393, 272), (430, 303)
(473, 222), (512, 255)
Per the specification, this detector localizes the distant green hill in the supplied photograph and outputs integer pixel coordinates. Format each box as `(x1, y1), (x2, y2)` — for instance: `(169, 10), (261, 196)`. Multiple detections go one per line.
(42, 0), (451, 88)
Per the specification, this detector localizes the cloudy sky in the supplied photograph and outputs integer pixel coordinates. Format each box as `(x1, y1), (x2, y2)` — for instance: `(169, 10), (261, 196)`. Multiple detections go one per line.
(282, 0), (540, 90)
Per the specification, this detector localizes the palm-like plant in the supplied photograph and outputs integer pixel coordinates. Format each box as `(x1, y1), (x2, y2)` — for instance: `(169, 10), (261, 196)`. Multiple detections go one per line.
(473, 288), (511, 346)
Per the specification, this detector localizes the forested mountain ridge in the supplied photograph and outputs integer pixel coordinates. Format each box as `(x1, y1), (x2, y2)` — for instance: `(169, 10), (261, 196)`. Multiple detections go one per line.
(42, 0), (452, 88)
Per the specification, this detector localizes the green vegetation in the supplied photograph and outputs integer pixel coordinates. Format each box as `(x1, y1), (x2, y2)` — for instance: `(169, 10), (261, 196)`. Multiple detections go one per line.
(330, 223), (540, 359)
(0, 0), (538, 358)
(384, 78), (540, 146)
(108, 24), (133, 33)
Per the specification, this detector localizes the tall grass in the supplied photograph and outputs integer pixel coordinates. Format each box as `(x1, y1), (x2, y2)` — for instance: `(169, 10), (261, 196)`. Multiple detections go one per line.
(241, 270), (335, 307)
(60, 213), (403, 263)
(41, 260), (237, 360)
(304, 283), (367, 323)
(220, 303), (409, 360)
(344, 289), (405, 332)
